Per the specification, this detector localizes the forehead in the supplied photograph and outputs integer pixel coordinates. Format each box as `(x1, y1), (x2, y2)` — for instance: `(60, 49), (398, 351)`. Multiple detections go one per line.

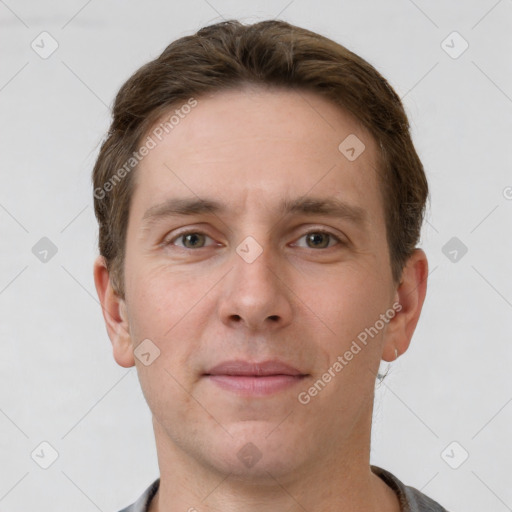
(131, 86), (384, 225)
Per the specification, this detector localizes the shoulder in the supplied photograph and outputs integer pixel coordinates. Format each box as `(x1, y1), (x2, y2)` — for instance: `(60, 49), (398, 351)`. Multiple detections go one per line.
(117, 470), (450, 512)
(117, 479), (160, 512)
(371, 465), (451, 512)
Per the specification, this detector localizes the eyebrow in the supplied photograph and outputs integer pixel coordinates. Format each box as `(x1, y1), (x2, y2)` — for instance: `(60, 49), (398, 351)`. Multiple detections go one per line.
(140, 196), (367, 230)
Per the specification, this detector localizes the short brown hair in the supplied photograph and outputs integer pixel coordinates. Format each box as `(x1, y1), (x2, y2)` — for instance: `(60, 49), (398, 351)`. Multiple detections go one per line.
(92, 19), (428, 299)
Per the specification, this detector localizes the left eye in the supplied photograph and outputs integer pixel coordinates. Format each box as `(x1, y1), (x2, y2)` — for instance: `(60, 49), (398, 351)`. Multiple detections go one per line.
(293, 231), (341, 249)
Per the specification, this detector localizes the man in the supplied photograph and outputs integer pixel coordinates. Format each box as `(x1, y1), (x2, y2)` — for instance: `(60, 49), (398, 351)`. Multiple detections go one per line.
(92, 19), (449, 512)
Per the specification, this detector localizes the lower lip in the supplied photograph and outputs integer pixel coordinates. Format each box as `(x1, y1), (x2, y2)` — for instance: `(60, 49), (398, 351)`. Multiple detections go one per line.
(205, 375), (307, 395)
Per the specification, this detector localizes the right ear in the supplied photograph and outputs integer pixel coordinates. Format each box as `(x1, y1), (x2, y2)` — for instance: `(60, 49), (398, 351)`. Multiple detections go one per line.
(93, 255), (135, 368)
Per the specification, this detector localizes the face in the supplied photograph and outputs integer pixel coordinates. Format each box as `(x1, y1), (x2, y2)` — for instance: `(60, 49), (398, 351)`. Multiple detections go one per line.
(96, 86), (424, 482)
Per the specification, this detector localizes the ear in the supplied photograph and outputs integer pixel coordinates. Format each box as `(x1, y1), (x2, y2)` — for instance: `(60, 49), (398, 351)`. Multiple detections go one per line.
(382, 249), (428, 362)
(93, 255), (135, 368)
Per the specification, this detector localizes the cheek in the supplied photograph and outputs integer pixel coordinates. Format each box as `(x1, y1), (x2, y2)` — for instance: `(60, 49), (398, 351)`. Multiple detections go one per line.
(127, 272), (202, 423)
(126, 262), (196, 333)
(137, 361), (198, 434)
(304, 276), (391, 393)
(126, 262), (216, 367)
(306, 266), (389, 338)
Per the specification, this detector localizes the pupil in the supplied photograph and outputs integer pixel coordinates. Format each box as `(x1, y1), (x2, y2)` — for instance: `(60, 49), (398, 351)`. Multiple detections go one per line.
(309, 233), (327, 248)
(185, 233), (202, 247)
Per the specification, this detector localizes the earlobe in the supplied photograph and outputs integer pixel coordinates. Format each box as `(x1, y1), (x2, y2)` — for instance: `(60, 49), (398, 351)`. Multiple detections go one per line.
(382, 249), (429, 362)
(93, 255), (135, 368)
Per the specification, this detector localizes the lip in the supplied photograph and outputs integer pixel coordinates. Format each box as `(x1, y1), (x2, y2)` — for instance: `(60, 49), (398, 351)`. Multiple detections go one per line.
(205, 359), (305, 377)
(204, 360), (308, 396)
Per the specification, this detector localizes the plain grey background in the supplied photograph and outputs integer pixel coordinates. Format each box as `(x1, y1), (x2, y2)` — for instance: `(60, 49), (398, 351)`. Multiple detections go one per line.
(1, 1), (511, 511)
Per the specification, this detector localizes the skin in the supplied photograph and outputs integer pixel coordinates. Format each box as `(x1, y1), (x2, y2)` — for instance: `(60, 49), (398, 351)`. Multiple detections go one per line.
(94, 85), (428, 512)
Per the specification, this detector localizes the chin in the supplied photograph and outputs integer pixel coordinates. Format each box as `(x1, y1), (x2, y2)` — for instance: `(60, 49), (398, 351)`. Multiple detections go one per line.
(204, 423), (304, 480)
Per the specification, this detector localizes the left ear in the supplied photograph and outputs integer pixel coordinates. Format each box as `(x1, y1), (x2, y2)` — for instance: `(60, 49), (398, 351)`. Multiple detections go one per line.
(382, 248), (428, 362)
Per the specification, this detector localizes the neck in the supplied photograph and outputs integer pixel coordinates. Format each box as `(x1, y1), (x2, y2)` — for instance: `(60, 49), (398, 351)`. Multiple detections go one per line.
(148, 415), (400, 512)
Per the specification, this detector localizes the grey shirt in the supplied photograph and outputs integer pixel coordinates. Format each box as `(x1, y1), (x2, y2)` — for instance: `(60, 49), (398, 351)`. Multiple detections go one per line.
(118, 465), (449, 512)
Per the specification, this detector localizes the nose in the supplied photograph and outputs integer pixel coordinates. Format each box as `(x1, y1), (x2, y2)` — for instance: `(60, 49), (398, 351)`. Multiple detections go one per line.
(217, 237), (294, 333)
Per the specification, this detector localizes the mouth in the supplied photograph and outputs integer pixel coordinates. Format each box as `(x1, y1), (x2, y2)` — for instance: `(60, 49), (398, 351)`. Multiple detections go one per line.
(203, 360), (309, 396)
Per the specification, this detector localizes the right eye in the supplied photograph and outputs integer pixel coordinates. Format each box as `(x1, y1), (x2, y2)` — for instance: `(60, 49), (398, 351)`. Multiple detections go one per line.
(162, 230), (217, 249)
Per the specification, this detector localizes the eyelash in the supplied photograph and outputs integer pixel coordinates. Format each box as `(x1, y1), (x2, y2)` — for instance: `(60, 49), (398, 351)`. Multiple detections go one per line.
(162, 229), (344, 250)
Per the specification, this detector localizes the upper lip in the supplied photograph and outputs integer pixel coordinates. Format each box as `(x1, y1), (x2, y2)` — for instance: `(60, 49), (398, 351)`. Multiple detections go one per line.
(204, 360), (306, 377)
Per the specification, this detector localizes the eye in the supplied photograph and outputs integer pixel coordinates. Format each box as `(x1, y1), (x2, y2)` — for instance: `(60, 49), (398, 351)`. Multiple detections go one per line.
(163, 231), (216, 249)
(162, 229), (344, 251)
(293, 230), (342, 249)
